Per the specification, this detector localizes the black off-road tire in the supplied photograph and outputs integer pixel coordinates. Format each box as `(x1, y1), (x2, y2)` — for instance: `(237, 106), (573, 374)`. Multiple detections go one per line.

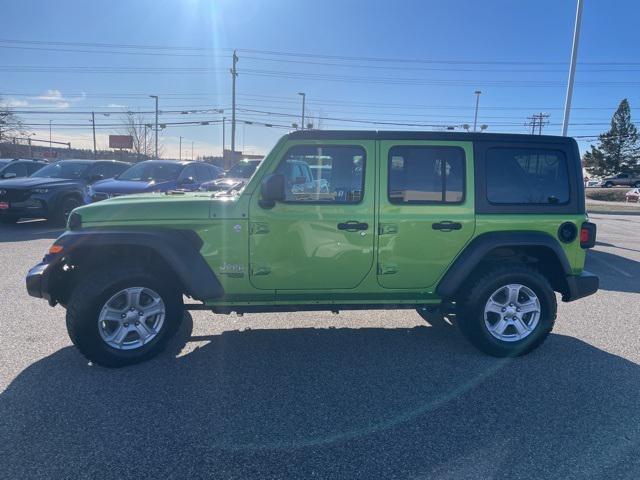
(65, 264), (184, 368)
(50, 195), (82, 227)
(604, 181), (614, 188)
(456, 264), (557, 357)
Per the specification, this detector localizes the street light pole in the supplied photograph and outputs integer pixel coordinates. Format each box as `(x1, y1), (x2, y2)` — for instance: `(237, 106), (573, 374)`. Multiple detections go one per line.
(473, 90), (482, 132)
(562, 0), (584, 136)
(298, 92), (306, 130)
(179, 136), (182, 161)
(49, 120), (52, 157)
(230, 50), (238, 153)
(150, 95), (159, 157)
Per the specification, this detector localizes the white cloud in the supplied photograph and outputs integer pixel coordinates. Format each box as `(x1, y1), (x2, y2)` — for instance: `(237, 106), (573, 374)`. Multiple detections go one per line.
(3, 99), (29, 108)
(3, 89), (86, 110)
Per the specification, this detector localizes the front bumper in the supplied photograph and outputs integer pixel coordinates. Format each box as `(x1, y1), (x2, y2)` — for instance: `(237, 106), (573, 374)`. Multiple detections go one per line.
(26, 262), (52, 302)
(0, 196), (50, 218)
(562, 271), (599, 302)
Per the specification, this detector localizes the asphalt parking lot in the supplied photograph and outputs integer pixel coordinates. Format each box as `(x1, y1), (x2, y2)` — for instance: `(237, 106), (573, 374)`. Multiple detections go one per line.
(1, 214), (639, 480)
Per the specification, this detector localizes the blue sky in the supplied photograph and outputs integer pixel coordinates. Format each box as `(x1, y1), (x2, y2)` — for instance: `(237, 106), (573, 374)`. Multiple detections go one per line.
(1, 0), (639, 158)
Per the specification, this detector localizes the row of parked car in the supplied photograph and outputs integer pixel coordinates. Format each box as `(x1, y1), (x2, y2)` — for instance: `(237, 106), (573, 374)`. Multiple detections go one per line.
(0, 158), (261, 225)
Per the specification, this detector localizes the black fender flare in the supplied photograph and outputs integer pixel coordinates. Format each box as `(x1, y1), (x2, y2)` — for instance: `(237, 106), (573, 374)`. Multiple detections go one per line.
(49, 228), (224, 301)
(436, 231), (571, 298)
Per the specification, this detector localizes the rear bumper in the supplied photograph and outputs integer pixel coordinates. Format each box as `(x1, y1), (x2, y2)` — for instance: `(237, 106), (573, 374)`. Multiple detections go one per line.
(562, 271), (599, 302)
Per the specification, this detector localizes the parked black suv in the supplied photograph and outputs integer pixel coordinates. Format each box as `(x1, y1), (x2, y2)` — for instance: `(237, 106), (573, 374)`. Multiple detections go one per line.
(0, 158), (48, 179)
(0, 159), (129, 225)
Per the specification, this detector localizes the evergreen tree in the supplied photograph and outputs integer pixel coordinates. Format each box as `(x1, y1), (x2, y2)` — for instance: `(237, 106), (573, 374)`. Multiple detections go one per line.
(583, 99), (639, 176)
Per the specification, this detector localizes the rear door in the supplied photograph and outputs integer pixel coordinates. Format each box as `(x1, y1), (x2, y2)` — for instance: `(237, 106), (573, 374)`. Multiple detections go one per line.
(377, 140), (475, 289)
(249, 141), (375, 291)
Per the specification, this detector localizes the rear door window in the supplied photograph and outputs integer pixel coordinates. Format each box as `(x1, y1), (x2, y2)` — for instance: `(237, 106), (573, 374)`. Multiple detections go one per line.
(486, 148), (569, 205)
(388, 146), (465, 204)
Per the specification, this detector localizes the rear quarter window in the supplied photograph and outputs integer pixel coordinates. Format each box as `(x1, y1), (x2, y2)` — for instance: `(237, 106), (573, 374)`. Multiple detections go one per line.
(486, 148), (570, 205)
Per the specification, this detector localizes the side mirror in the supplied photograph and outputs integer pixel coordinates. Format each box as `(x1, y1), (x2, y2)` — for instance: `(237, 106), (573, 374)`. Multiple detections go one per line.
(181, 176), (195, 185)
(259, 174), (285, 208)
(3, 172), (17, 179)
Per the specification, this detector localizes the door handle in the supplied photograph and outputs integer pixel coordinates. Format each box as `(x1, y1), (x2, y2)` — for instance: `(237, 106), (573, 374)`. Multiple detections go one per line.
(432, 221), (462, 231)
(337, 221), (369, 231)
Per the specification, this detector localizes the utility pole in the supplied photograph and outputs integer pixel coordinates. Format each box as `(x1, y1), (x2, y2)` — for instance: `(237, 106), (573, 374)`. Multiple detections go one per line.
(230, 50), (238, 153)
(191, 141), (194, 161)
(179, 136), (182, 160)
(562, 0), (584, 136)
(526, 113), (550, 135)
(298, 92), (306, 130)
(150, 95), (159, 157)
(222, 116), (226, 154)
(49, 120), (53, 157)
(91, 111), (97, 158)
(473, 90), (482, 132)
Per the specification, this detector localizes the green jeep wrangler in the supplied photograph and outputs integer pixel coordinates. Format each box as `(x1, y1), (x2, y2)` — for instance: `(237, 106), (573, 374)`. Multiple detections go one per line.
(26, 131), (598, 367)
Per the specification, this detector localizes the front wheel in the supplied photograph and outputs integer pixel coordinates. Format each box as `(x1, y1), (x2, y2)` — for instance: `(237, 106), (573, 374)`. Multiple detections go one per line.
(456, 265), (556, 357)
(50, 196), (82, 226)
(66, 265), (183, 367)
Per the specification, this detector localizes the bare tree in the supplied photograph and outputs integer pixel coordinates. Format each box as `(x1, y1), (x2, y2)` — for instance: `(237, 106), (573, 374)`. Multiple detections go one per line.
(119, 111), (161, 159)
(0, 97), (26, 142)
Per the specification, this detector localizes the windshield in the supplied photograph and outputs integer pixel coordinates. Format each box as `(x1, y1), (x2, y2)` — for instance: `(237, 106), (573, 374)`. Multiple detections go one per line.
(227, 161), (259, 178)
(32, 162), (91, 179)
(117, 162), (183, 182)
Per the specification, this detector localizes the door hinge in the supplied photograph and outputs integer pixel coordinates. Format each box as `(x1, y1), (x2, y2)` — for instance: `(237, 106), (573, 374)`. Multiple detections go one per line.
(378, 223), (398, 235)
(377, 263), (398, 275)
(250, 222), (270, 235)
(250, 263), (271, 276)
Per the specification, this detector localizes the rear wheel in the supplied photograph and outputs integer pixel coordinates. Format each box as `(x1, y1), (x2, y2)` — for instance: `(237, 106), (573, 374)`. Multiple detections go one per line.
(66, 265), (183, 367)
(456, 265), (556, 357)
(604, 181), (614, 188)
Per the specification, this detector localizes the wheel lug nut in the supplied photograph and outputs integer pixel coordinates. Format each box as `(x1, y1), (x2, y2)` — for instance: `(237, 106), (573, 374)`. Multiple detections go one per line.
(130, 307), (135, 311)
(138, 311), (143, 316)
(123, 323), (129, 327)
(135, 321), (140, 326)
(501, 307), (506, 312)
(121, 313), (126, 319)
(516, 307), (521, 312)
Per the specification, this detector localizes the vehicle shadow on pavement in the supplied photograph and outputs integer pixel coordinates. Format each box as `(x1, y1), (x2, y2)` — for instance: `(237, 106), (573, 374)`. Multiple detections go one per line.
(0, 220), (62, 243)
(1, 313), (639, 479)
(586, 249), (640, 293)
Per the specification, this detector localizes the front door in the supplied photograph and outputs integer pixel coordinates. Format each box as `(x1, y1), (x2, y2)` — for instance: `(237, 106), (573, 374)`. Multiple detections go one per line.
(249, 141), (375, 291)
(377, 140), (475, 289)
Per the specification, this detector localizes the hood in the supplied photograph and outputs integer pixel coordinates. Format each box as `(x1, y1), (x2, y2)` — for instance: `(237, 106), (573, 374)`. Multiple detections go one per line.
(0, 176), (83, 189)
(92, 178), (176, 194)
(75, 191), (243, 225)
(201, 177), (246, 191)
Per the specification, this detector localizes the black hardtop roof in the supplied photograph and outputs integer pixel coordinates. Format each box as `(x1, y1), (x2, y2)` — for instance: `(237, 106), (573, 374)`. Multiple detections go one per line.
(285, 130), (575, 144)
